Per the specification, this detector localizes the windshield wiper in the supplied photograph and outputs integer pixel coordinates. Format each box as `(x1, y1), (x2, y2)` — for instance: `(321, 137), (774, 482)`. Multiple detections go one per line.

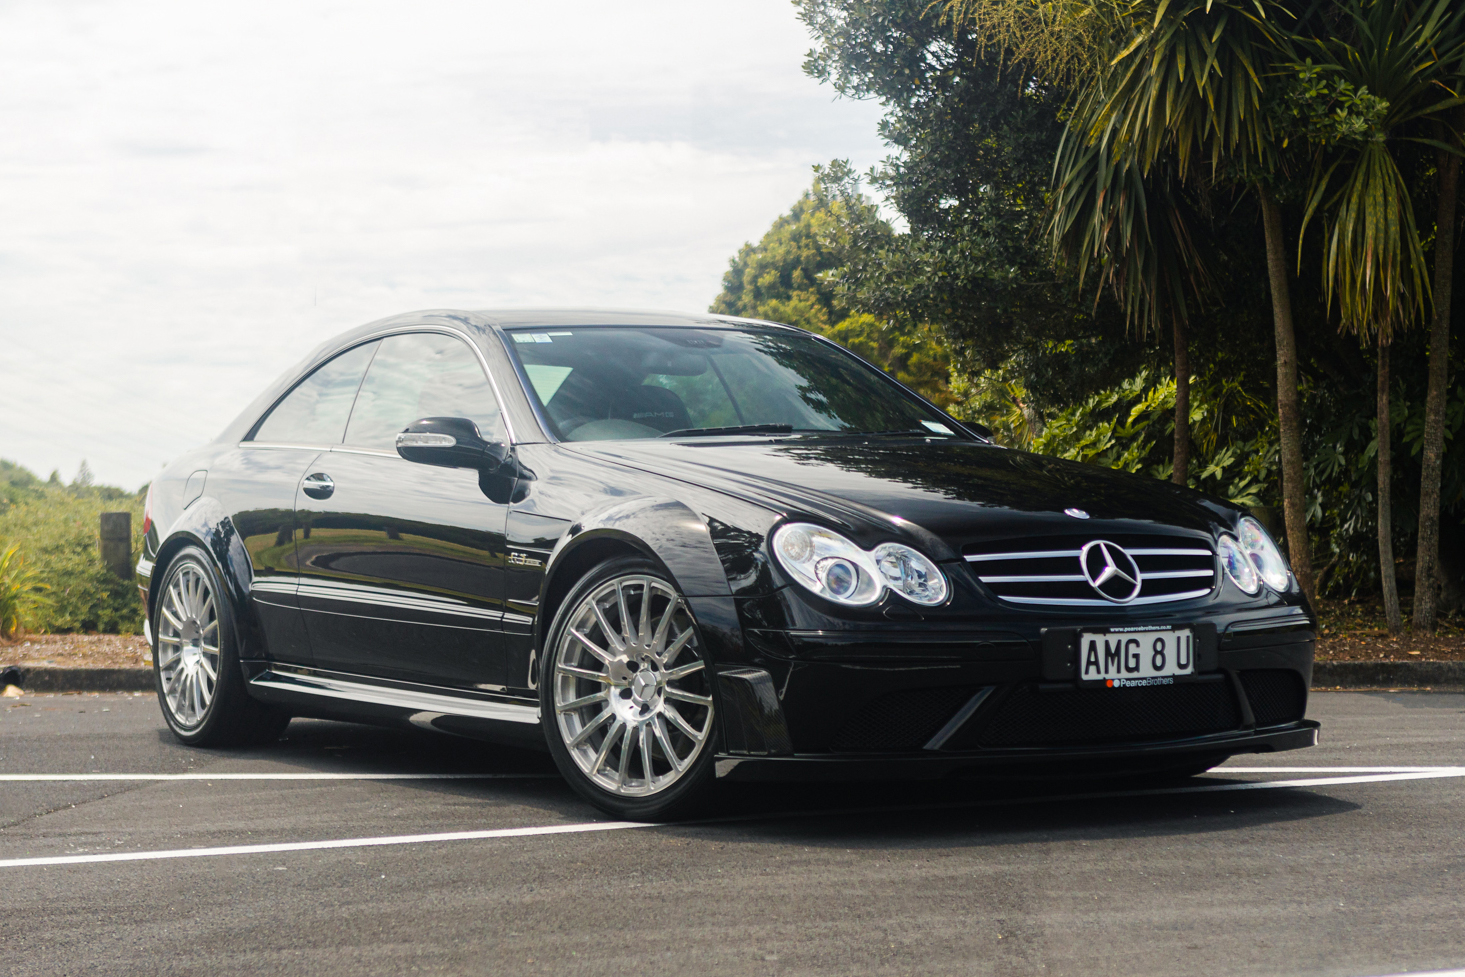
(658, 423), (795, 438)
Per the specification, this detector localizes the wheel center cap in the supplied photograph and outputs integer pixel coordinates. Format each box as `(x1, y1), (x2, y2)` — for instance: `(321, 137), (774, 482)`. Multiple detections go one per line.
(631, 670), (659, 703)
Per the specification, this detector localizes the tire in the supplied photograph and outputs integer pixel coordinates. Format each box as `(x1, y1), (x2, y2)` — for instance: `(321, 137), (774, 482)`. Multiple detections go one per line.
(152, 545), (290, 747)
(540, 556), (718, 821)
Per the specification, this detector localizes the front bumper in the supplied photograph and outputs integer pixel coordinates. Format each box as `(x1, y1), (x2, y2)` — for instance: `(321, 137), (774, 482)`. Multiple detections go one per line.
(713, 721), (1319, 781)
(712, 615), (1317, 778)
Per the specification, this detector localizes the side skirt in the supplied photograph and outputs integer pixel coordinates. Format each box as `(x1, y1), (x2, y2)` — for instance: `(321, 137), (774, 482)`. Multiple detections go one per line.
(244, 663), (544, 747)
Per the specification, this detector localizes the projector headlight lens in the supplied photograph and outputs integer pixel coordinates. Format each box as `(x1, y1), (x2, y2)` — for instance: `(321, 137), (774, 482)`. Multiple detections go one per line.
(873, 542), (949, 606)
(1218, 534), (1260, 595)
(1238, 517), (1292, 592)
(771, 523), (946, 607)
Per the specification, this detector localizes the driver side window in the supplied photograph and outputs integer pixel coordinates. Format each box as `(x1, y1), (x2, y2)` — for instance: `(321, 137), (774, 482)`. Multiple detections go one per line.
(343, 333), (505, 450)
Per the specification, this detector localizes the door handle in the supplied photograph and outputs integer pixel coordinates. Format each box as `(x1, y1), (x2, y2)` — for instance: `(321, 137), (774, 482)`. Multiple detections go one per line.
(302, 472), (335, 500)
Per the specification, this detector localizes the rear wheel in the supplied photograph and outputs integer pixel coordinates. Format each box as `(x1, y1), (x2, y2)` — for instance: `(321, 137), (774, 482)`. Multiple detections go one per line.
(541, 557), (717, 820)
(153, 546), (290, 747)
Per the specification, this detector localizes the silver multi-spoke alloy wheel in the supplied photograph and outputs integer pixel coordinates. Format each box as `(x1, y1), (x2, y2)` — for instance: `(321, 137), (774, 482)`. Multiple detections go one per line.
(553, 574), (714, 798)
(156, 560), (221, 728)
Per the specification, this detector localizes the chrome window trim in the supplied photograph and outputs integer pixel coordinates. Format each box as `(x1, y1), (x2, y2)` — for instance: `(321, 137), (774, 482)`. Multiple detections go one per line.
(243, 323), (519, 447)
(248, 667), (539, 725)
(327, 445), (399, 458)
(239, 441), (332, 451)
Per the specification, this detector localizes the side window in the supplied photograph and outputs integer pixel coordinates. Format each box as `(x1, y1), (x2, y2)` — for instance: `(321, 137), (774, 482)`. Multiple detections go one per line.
(252, 342), (378, 445)
(344, 333), (506, 450)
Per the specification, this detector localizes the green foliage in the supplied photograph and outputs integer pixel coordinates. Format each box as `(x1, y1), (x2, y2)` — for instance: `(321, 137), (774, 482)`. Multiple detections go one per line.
(0, 544), (50, 639)
(953, 363), (1279, 505)
(0, 459), (146, 634)
(710, 165), (955, 406)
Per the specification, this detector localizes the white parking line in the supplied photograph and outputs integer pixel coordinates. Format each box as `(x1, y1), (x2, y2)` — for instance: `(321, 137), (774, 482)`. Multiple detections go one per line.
(0, 821), (654, 868)
(2, 766), (1463, 870)
(0, 773), (555, 781)
(1221, 767), (1465, 773)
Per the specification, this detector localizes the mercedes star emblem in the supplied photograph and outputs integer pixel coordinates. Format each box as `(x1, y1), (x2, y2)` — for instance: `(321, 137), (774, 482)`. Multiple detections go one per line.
(1064, 508), (1090, 519)
(1079, 539), (1143, 602)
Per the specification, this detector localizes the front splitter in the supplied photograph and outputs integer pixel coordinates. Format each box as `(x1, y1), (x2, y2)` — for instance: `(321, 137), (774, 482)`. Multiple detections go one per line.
(712, 722), (1320, 782)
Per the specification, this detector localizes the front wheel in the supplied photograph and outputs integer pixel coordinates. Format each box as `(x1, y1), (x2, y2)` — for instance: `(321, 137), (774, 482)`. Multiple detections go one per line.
(541, 557), (718, 820)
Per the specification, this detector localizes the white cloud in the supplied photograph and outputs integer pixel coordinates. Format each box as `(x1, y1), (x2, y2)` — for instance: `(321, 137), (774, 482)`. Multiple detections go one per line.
(0, 0), (886, 488)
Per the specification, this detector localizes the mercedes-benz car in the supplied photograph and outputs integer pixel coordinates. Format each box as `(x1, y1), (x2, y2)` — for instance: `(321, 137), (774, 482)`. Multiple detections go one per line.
(136, 309), (1318, 818)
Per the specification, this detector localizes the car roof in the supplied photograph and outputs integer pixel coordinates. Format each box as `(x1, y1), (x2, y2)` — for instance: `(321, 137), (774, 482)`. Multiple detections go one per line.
(471, 309), (802, 332)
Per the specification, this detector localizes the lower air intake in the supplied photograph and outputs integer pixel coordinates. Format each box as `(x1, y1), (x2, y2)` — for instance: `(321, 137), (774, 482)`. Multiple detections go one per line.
(830, 686), (981, 753)
(1239, 669), (1308, 726)
(949, 680), (1241, 749)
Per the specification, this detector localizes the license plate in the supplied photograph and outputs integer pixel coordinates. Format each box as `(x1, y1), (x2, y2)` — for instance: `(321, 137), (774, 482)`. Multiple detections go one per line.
(1078, 627), (1195, 687)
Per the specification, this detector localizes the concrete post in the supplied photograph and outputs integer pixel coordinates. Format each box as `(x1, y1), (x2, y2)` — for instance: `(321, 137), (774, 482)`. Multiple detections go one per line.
(99, 512), (132, 579)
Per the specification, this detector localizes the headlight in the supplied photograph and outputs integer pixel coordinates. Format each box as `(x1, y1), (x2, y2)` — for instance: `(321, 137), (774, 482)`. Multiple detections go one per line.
(1218, 534), (1260, 595)
(771, 523), (948, 607)
(1238, 517), (1291, 592)
(874, 542), (949, 605)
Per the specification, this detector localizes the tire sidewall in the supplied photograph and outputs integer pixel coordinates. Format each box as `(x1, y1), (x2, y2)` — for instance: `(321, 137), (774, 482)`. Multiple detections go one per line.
(539, 555), (718, 820)
(152, 545), (244, 744)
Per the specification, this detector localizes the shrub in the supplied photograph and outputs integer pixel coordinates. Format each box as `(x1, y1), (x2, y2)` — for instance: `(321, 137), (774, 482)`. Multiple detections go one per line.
(0, 544), (50, 639)
(0, 460), (146, 634)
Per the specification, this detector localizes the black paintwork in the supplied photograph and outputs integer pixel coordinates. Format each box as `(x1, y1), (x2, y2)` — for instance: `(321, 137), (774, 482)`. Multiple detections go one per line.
(139, 309), (1316, 775)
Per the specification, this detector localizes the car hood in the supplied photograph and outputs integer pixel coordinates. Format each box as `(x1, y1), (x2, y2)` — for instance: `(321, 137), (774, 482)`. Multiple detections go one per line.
(562, 438), (1233, 560)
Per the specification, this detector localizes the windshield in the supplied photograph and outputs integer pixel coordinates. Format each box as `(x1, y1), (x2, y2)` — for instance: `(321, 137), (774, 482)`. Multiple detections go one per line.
(505, 327), (966, 442)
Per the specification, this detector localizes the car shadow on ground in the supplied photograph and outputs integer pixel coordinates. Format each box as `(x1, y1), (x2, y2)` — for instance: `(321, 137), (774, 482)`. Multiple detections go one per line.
(159, 716), (1361, 850)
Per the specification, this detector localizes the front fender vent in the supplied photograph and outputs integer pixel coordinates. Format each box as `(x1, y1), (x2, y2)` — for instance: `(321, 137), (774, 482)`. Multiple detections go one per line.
(965, 534), (1216, 607)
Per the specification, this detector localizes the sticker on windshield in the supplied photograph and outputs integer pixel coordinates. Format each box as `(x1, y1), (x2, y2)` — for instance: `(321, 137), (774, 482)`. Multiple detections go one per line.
(920, 420), (953, 435)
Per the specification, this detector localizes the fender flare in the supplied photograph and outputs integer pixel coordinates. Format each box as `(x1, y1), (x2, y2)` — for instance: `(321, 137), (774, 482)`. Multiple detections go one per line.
(148, 497), (253, 631)
(530, 495), (750, 683)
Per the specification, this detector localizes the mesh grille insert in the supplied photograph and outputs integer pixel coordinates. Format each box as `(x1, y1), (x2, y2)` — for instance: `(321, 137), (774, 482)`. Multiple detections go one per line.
(830, 686), (981, 753)
(1239, 669), (1307, 726)
(947, 680), (1241, 749)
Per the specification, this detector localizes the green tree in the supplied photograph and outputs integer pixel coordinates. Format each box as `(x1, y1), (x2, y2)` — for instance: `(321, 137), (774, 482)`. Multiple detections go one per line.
(1284, 0), (1465, 629)
(711, 166), (956, 406)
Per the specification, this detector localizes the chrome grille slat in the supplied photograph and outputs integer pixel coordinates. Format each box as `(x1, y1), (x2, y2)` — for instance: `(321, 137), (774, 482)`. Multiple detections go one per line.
(965, 535), (1216, 607)
(964, 550), (1081, 562)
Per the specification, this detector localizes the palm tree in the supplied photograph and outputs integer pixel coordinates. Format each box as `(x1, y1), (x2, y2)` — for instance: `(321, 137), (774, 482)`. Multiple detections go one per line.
(1047, 117), (1212, 484)
(1289, 0), (1465, 629)
(1020, 0), (1322, 600)
(1415, 106), (1463, 631)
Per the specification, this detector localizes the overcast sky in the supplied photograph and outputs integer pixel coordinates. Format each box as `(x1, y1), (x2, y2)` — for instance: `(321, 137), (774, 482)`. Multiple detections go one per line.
(0, 0), (887, 489)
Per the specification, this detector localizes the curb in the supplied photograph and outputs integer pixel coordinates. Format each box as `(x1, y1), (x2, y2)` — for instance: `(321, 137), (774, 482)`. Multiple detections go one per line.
(1312, 660), (1465, 691)
(5, 666), (154, 693)
(4, 663), (1463, 694)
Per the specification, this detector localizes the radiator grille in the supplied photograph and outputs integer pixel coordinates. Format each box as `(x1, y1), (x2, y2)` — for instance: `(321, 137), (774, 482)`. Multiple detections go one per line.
(830, 686), (981, 753)
(965, 533), (1216, 607)
(1239, 669), (1307, 726)
(945, 680), (1241, 749)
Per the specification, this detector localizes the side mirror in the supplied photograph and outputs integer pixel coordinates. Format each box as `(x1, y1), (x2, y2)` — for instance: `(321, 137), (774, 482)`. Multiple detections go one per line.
(395, 417), (509, 470)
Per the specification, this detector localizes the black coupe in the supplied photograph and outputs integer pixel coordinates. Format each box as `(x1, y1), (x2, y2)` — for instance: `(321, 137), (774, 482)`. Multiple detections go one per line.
(137, 310), (1317, 818)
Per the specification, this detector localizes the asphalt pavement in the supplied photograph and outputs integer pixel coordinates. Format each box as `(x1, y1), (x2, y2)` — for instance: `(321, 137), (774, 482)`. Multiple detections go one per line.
(1, 689), (1462, 977)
